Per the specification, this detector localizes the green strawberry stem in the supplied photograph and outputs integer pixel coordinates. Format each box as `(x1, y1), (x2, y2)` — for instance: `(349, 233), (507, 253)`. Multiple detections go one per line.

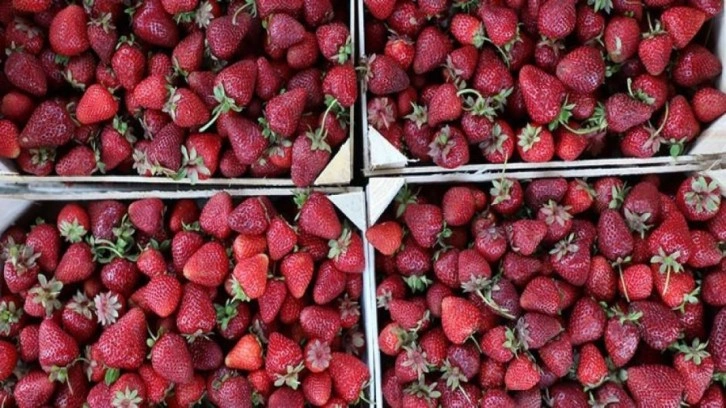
(199, 84), (244, 132)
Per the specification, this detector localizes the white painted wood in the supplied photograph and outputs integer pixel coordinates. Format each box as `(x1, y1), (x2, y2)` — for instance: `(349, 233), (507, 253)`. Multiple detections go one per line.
(368, 126), (410, 170)
(0, 199), (31, 233)
(315, 138), (353, 185)
(366, 177), (405, 225)
(329, 191), (367, 232)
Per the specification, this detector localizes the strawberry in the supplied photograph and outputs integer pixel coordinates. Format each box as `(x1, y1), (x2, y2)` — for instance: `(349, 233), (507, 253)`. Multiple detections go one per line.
(568, 297), (606, 345)
(507, 220), (547, 256)
(266, 13), (305, 49)
(112, 41), (146, 90)
(38, 318), (79, 370)
(479, 5), (518, 47)
(441, 296), (479, 344)
(626, 365), (684, 407)
(13, 370), (56, 408)
(150, 332), (194, 384)
(323, 63), (358, 108)
(673, 44), (722, 87)
(538, 333), (573, 377)
(672, 339), (714, 404)
(676, 175), (721, 221)
(281, 252), (314, 298)
(221, 114), (269, 166)
(450, 14), (486, 48)
(556, 46), (604, 94)
(692, 87), (726, 122)
(365, 0), (396, 19)
(504, 355), (540, 391)
(55, 242), (94, 283)
(597, 209), (634, 261)
(206, 368), (253, 407)
(132, 0), (179, 48)
(605, 93), (652, 133)
(577, 343), (608, 388)
(183, 241), (228, 287)
(516, 124), (555, 163)
(328, 228), (365, 273)
(19, 101), (75, 149)
(4, 51), (47, 97)
(232, 253), (269, 301)
(604, 16), (640, 63)
(362, 54), (410, 96)
(427, 83), (462, 127)
(630, 300), (681, 350)
(264, 89), (307, 138)
(206, 15), (249, 61)
(662, 6), (706, 49)
(266, 216), (298, 261)
(200, 191), (233, 240)
(329, 352), (370, 403)
(537, 0), (576, 40)
(164, 87), (210, 128)
(131, 275), (182, 318)
(428, 125), (470, 168)
(518, 65), (566, 124)
(177, 283), (216, 336)
(226, 333), (264, 371)
(97, 308), (147, 369)
(291, 127), (331, 187)
(296, 192), (342, 240)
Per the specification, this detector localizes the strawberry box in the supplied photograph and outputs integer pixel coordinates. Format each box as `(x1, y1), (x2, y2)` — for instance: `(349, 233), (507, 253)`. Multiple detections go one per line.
(0, 0), (356, 188)
(364, 167), (726, 407)
(0, 186), (377, 407)
(357, 0), (726, 177)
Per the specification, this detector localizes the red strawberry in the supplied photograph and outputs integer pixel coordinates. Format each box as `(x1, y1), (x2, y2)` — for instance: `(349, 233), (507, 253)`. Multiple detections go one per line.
(55, 242), (94, 283)
(131, 275), (182, 318)
(266, 13), (305, 49)
(413, 26), (452, 74)
(538, 0), (576, 39)
(427, 83), (462, 127)
(605, 93), (652, 133)
(519, 65), (566, 124)
(221, 114), (268, 166)
(151, 332), (194, 384)
(0, 120), (20, 159)
(183, 242), (228, 287)
(177, 283), (216, 336)
(626, 365), (684, 407)
(4, 51), (47, 97)
(673, 44), (722, 87)
(39, 318), (79, 370)
(132, 0), (179, 48)
(323, 63), (358, 108)
(504, 355), (540, 391)
(232, 253), (269, 301)
(604, 16), (640, 63)
(516, 124), (555, 163)
(19, 101), (75, 148)
(676, 175), (721, 222)
(662, 6), (706, 49)
(692, 87), (726, 122)
(97, 308), (147, 369)
(49, 5), (90, 56)
(639, 26), (673, 76)
(164, 87), (210, 128)
(200, 191), (233, 240)
(281, 252), (314, 299)
(329, 352), (371, 403)
(365, 0), (396, 19)
(226, 333), (264, 371)
(206, 15), (249, 60)
(13, 370), (56, 408)
(441, 296), (480, 344)
(577, 343), (608, 388)
(264, 89), (307, 138)
(112, 41), (146, 90)
(479, 5), (518, 46)
(673, 339), (714, 404)
(363, 54), (410, 96)
(128, 198), (165, 235)
(556, 46), (604, 94)
(630, 300), (681, 350)
(55, 145), (98, 176)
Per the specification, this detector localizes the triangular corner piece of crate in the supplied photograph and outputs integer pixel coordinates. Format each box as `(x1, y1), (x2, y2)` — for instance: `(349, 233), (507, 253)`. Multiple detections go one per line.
(688, 115), (726, 156)
(366, 177), (405, 225)
(329, 191), (367, 232)
(368, 126), (409, 169)
(315, 138), (352, 185)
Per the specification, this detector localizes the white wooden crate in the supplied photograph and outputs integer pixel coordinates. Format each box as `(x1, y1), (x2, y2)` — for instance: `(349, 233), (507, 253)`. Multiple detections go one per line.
(357, 0), (726, 177)
(0, 186), (376, 407)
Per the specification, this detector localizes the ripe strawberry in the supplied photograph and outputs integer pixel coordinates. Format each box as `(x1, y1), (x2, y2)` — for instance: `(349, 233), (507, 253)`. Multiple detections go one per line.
(538, 0), (576, 39)
(150, 332), (194, 384)
(112, 41), (146, 90)
(365, 0), (396, 19)
(556, 46), (604, 94)
(13, 370), (56, 408)
(226, 333), (264, 371)
(626, 365), (684, 407)
(264, 89), (307, 138)
(672, 44), (722, 87)
(362, 54), (410, 96)
(281, 252), (314, 299)
(441, 296), (480, 344)
(183, 241), (228, 287)
(328, 352), (370, 403)
(132, 0), (179, 48)
(427, 83), (462, 127)
(505, 355), (540, 391)
(630, 300), (681, 350)
(450, 14), (486, 48)
(164, 87), (210, 128)
(19, 101), (75, 149)
(97, 308), (147, 369)
(692, 87), (726, 122)
(662, 6), (706, 49)
(49, 5), (90, 56)
(676, 175), (721, 221)
(519, 65), (566, 124)
(516, 124), (555, 163)
(604, 16), (640, 63)
(131, 275), (182, 318)
(605, 93), (651, 133)
(4, 51), (47, 97)
(323, 63), (358, 109)
(328, 228), (365, 273)
(507, 219), (547, 256)
(206, 368), (252, 407)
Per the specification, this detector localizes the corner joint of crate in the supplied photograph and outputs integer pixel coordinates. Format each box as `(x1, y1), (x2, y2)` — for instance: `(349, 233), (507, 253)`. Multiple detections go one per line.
(368, 126), (410, 170)
(366, 177), (405, 225)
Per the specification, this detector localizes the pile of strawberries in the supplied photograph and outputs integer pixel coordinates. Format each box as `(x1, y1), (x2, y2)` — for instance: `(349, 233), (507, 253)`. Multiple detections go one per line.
(362, 0), (726, 168)
(367, 174), (726, 406)
(0, 0), (356, 185)
(0, 192), (369, 407)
